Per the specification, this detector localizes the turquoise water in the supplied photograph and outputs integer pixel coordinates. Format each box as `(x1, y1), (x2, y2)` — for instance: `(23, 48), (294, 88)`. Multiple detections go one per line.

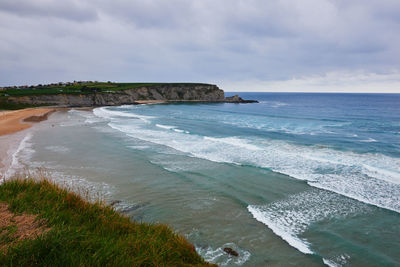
(16, 93), (400, 266)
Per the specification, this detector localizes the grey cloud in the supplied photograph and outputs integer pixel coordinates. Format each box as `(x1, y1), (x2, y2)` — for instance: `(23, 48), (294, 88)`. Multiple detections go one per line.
(0, 0), (98, 22)
(0, 0), (399, 91)
(96, 0), (193, 28)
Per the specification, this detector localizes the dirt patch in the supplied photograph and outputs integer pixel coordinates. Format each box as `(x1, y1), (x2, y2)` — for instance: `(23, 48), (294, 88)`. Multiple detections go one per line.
(0, 203), (50, 251)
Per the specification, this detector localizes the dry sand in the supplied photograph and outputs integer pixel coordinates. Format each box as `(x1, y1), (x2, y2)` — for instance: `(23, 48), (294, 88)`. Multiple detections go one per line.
(135, 100), (166, 104)
(0, 108), (55, 137)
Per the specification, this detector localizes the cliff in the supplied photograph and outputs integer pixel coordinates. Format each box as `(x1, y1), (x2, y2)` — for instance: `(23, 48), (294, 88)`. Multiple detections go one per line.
(1, 83), (257, 107)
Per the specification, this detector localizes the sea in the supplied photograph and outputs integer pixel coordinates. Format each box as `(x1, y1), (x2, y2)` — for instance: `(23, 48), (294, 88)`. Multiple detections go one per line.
(7, 93), (400, 266)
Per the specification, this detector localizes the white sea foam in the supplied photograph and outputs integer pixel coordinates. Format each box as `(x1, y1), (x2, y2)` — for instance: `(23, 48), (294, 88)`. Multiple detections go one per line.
(44, 171), (115, 202)
(259, 101), (289, 107)
(4, 133), (33, 179)
(248, 190), (370, 262)
(100, 108), (400, 213)
(203, 136), (262, 151)
(67, 109), (106, 124)
(93, 107), (154, 123)
(115, 104), (137, 109)
(155, 124), (177, 130)
(221, 117), (342, 136)
(128, 145), (151, 150)
(323, 254), (350, 267)
(195, 243), (251, 266)
(149, 154), (212, 172)
(360, 138), (377, 143)
(323, 258), (339, 267)
(45, 145), (69, 153)
(248, 205), (313, 255)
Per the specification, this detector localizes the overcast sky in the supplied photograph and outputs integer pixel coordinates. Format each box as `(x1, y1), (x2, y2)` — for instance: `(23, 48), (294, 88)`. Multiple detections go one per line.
(1, 0), (399, 92)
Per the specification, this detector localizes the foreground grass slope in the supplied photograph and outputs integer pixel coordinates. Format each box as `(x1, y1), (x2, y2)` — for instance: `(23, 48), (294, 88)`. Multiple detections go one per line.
(0, 178), (215, 266)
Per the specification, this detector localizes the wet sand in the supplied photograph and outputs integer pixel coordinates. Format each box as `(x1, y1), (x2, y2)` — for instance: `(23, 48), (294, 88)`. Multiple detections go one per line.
(0, 108), (56, 180)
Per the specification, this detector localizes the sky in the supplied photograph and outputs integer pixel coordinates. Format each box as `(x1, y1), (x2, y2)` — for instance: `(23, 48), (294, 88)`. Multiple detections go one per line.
(0, 0), (399, 92)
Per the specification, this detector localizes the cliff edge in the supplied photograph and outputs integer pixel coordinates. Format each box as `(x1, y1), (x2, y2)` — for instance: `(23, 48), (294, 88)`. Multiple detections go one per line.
(0, 82), (257, 107)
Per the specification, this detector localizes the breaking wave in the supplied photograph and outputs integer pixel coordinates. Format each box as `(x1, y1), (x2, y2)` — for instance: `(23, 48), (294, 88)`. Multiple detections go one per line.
(93, 107), (400, 214)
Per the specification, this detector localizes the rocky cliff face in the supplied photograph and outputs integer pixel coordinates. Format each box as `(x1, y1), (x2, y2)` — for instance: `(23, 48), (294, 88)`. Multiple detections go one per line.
(7, 84), (226, 107)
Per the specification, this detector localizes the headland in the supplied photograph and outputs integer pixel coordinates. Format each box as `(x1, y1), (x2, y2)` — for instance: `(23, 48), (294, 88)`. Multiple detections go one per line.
(0, 81), (257, 108)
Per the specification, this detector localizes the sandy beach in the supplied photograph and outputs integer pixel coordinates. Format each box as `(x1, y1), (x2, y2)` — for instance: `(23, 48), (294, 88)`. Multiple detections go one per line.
(0, 108), (56, 137)
(135, 100), (166, 104)
(0, 108), (56, 180)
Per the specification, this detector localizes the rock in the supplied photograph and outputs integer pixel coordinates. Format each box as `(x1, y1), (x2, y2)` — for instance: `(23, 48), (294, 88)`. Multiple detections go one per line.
(224, 94), (241, 102)
(119, 203), (147, 213)
(224, 94), (258, 103)
(239, 99), (259, 103)
(223, 247), (239, 257)
(110, 200), (121, 206)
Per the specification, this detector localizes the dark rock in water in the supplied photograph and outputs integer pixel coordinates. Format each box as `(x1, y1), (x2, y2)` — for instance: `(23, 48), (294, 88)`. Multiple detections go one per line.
(223, 247), (239, 257)
(239, 99), (258, 103)
(120, 203), (145, 213)
(110, 200), (121, 206)
(224, 94), (258, 103)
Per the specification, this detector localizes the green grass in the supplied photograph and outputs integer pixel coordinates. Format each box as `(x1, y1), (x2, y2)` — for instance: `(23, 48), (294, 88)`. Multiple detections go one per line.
(0, 99), (48, 110)
(0, 178), (215, 266)
(0, 82), (212, 97)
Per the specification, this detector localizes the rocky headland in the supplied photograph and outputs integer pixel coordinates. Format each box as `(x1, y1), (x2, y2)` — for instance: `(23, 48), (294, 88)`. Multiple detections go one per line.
(0, 82), (257, 107)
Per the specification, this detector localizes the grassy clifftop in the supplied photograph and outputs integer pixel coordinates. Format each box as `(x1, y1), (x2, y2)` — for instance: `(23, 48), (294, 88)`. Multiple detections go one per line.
(0, 82), (212, 97)
(0, 178), (215, 266)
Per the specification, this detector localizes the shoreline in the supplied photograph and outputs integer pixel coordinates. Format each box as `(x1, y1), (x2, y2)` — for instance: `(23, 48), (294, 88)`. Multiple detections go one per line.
(134, 100), (167, 104)
(0, 102), (168, 181)
(0, 108), (58, 180)
(0, 108), (57, 137)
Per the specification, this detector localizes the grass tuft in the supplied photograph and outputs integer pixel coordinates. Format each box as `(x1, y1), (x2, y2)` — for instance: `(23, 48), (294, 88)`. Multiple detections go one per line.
(0, 178), (215, 266)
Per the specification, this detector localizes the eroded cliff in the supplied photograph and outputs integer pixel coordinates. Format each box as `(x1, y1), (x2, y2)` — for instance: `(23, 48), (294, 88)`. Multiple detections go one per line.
(5, 84), (225, 107)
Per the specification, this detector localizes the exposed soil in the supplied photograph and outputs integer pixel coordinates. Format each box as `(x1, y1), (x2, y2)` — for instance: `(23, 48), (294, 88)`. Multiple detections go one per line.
(0, 203), (50, 251)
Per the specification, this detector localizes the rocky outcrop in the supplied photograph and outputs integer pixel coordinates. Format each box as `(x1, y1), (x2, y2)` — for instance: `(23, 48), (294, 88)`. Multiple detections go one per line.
(223, 247), (239, 257)
(5, 84), (257, 106)
(224, 95), (258, 103)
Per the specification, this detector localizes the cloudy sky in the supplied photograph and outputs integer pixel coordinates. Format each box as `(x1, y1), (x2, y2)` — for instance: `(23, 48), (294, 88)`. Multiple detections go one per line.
(1, 0), (399, 92)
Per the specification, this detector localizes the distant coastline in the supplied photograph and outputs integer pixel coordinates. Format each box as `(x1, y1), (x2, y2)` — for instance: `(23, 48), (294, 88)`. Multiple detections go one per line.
(0, 81), (257, 109)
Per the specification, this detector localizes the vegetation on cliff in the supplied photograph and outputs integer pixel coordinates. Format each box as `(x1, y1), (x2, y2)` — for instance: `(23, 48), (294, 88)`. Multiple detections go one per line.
(0, 178), (215, 266)
(0, 81), (255, 109)
(0, 101), (45, 110)
(0, 81), (226, 109)
(0, 82), (212, 97)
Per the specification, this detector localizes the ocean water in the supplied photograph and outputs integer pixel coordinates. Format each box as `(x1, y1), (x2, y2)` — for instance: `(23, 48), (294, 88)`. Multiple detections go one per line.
(10, 93), (400, 266)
